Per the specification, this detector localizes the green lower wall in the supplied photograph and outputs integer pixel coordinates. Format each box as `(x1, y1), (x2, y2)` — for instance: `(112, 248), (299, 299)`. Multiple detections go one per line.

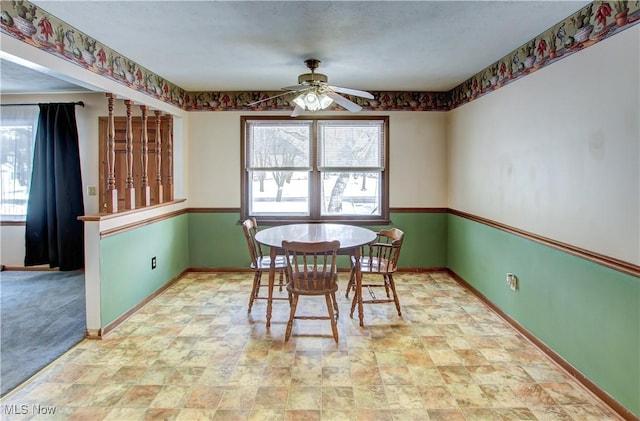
(188, 213), (251, 268)
(187, 211), (449, 269)
(99, 213), (189, 327)
(446, 214), (640, 417)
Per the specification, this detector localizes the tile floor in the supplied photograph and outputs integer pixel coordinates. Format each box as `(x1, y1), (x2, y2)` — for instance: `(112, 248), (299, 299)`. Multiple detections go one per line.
(0, 272), (621, 420)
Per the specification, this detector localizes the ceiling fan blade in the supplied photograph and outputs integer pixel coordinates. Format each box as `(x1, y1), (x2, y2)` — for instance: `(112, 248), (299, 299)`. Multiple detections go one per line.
(328, 85), (374, 99)
(326, 91), (362, 112)
(246, 90), (295, 106)
(282, 84), (310, 91)
(291, 104), (305, 117)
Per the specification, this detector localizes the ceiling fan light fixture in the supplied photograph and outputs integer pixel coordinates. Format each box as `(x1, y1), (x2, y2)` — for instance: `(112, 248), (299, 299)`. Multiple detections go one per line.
(293, 90), (334, 112)
(292, 94), (306, 109)
(305, 92), (319, 110)
(318, 93), (333, 109)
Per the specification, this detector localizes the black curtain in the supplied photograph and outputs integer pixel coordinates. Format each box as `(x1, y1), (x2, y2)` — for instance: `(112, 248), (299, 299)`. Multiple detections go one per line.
(24, 103), (85, 271)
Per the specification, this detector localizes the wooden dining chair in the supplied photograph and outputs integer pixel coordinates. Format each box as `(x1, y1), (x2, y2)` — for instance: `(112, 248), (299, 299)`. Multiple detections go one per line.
(346, 228), (405, 319)
(281, 240), (341, 342)
(241, 217), (287, 313)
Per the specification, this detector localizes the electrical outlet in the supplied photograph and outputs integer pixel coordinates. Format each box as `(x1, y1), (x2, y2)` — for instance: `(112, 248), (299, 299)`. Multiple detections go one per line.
(151, 256), (157, 269)
(506, 273), (517, 291)
(87, 186), (96, 196)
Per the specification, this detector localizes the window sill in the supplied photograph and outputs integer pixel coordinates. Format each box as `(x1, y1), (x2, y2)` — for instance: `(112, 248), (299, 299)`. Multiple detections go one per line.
(253, 217), (390, 227)
(0, 218), (26, 226)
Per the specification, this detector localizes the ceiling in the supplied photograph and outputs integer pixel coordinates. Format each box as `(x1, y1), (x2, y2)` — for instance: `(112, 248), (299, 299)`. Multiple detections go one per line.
(0, 59), (93, 94)
(3, 1), (589, 94)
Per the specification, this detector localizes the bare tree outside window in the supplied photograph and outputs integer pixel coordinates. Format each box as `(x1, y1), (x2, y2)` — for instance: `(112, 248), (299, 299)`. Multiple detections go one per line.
(247, 122), (311, 215)
(322, 127), (379, 214)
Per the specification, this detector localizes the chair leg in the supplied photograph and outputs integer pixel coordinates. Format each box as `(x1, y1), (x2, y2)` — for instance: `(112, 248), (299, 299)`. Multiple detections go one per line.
(248, 271), (261, 313)
(325, 294), (339, 342)
(388, 274), (402, 317)
(331, 292), (339, 318)
(345, 267), (356, 298)
(350, 285), (358, 318)
(278, 269), (284, 292)
(285, 294), (299, 342)
(383, 274), (391, 298)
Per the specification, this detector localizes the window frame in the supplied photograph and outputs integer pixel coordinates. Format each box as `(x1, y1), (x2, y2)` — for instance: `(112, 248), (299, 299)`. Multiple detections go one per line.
(241, 115), (389, 225)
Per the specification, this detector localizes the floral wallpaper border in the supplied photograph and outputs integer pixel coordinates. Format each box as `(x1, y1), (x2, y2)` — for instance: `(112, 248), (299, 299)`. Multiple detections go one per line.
(1, 0), (638, 112)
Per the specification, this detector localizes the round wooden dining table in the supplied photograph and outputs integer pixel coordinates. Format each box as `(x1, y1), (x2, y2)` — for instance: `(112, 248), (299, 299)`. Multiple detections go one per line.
(255, 223), (377, 327)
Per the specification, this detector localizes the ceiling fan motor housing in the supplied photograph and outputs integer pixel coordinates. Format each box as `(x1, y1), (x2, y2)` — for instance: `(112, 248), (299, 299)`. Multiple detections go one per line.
(298, 73), (329, 85)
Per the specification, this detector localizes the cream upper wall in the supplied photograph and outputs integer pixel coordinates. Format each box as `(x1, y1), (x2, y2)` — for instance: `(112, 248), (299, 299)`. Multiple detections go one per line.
(447, 25), (640, 265)
(186, 111), (448, 208)
(388, 112), (448, 207)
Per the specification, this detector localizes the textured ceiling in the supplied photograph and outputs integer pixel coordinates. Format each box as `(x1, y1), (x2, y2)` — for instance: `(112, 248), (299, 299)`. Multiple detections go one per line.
(3, 1), (589, 94)
(0, 59), (92, 94)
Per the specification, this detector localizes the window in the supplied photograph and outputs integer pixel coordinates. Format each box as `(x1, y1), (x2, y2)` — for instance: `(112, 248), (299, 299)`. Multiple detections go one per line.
(0, 106), (39, 221)
(241, 116), (389, 223)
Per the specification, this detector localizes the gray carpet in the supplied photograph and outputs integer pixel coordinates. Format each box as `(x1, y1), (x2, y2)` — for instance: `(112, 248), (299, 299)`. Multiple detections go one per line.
(0, 270), (86, 396)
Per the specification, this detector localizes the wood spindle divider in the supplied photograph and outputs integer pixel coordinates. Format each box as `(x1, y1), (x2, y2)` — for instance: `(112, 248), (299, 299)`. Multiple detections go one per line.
(105, 93), (118, 213)
(100, 96), (175, 213)
(166, 115), (174, 201)
(124, 100), (136, 210)
(154, 110), (164, 204)
(140, 105), (151, 207)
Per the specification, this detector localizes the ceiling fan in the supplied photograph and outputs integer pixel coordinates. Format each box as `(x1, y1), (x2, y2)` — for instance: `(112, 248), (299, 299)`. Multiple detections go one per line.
(246, 58), (374, 116)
